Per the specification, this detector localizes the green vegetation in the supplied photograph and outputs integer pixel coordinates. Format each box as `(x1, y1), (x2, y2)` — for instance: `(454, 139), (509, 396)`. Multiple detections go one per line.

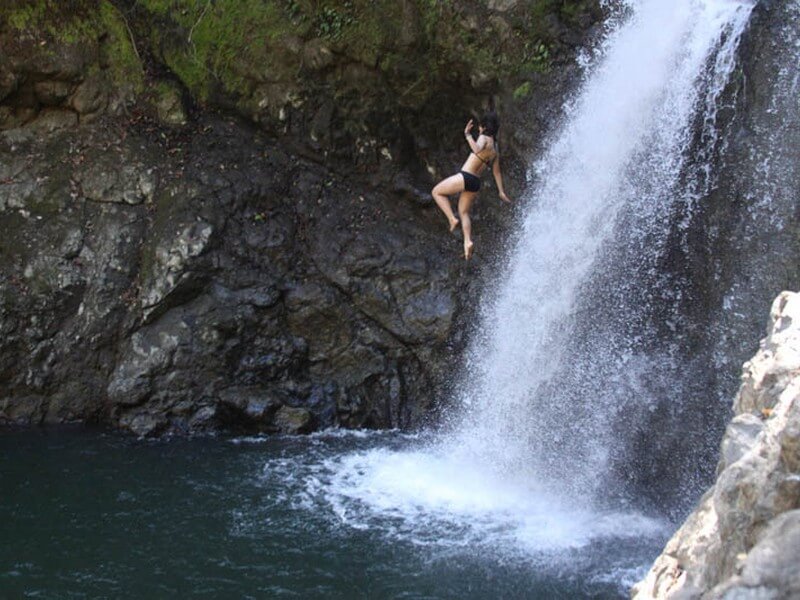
(6, 2), (49, 30)
(315, 3), (355, 40)
(2, 0), (596, 124)
(2, 0), (588, 104)
(522, 41), (552, 73)
(98, 1), (145, 91)
(4, 0), (97, 42)
(138, 0), (299, 99)
(2, 0), (144, 92)
(513, 81), (532, 100)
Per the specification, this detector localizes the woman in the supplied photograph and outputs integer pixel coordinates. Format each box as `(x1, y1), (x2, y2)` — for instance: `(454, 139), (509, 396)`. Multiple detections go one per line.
(431, 110), (512, 260)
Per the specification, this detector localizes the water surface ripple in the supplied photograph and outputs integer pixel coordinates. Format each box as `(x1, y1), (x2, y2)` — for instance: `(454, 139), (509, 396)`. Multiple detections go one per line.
(1, 430), (667, 599)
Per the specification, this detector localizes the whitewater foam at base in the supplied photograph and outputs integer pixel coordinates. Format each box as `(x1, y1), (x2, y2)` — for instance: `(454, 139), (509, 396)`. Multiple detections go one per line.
(322, 446), (666, 552)
(255, 431), (667, 576)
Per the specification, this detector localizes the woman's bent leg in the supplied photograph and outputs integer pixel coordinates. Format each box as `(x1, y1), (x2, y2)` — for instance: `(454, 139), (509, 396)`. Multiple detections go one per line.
(432, 174), (464, 231)
(458, 191), (477, 260)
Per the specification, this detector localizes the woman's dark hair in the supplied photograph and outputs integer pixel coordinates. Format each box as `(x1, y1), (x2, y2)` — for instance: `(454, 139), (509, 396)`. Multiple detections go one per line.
(480, 110), (499, 138)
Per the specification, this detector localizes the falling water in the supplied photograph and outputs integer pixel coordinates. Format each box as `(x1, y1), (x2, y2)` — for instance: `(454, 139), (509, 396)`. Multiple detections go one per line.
(307, 0), (759, 587)
(444, 0), (756, 502)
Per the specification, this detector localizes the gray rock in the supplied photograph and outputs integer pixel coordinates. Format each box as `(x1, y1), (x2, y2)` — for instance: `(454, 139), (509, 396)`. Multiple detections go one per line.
(488, 0), (518, 11)
(718, 414), (764, 474)
(274, 406), (314, 435)
(634, 292), (800, 599)
(108, 324), (185, 406)
(189, 405), (218, 430)
(123, 412), (167, 438)
(140, 220), (214, 318)
(79, 159), (157, 205)
(71, 76), (107, 116)
(217, 387), (282, 424)
(709, 511), (800, 599)
(34, 80), (73, 105)
(0, 68), (17, 103)
(27, 109), (78, 133)
(302, 39), (334, 71)
(155, 81), (187, 127)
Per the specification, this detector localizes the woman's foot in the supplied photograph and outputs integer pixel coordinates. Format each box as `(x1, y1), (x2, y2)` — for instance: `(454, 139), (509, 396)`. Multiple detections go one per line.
(464, 240), (474, 260)
(449, 217), (460, 232)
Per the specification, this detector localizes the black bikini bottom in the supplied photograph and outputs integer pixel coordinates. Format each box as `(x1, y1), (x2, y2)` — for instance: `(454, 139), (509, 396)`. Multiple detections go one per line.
(460, 170), (481, 193)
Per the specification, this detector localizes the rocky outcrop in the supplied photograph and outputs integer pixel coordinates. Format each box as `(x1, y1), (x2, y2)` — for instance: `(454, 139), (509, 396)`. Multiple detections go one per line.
(0, 1), (142, 130)
(633, 291), (800, 599)
(0, 114), (468, 435)
(0, 1), (602, 436)
(122, 0), (603, 162)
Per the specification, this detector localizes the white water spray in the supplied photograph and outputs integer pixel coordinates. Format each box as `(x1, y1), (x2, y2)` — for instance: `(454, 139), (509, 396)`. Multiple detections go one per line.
(445, 0), (755, 500)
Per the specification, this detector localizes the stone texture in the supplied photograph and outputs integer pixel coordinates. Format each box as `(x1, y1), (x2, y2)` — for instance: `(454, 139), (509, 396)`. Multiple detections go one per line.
(0, 10), (135, 133)
(26, 108), (78, 133)
(0, 112), (484, 436)
(273, 406), (314, 435)
(155, 81), (187, 127)
(0, 0), (600, 437)
(633, 292), (800, 599)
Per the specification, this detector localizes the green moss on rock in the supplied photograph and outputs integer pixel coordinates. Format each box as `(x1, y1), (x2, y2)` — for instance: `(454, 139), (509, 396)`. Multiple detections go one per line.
(1, 0), (144, 93)
(136, 0), (585, 104)
(98, 1), (145, 92)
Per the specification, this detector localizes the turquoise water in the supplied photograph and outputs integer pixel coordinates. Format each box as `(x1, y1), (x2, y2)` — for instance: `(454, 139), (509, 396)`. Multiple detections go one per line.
(0, 429), (666, 598)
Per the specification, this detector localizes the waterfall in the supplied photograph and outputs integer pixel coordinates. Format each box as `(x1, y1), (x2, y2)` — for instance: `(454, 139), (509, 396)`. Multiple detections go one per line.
(324, 0), (764, 562)
(443, 0), (756, 505)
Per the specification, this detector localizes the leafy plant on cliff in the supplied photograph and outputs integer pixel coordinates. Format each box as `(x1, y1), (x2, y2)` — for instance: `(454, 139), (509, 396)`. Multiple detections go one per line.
(315, 3), (355, 41)
(523, 40), (551, 73)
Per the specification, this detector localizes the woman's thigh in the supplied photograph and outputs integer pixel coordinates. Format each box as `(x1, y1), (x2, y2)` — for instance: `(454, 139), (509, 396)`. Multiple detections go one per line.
(458, 191), (477, 214)
(433, 173), (466, 196)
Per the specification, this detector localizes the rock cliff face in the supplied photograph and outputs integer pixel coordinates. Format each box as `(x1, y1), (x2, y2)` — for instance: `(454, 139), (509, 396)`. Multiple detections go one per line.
(0, 0), (602, 435)
(634, 291), (800, 599)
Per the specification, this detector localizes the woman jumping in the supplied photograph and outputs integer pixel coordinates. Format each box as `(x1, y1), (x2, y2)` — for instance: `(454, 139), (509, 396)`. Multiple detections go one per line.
(431, 110), (511, 260)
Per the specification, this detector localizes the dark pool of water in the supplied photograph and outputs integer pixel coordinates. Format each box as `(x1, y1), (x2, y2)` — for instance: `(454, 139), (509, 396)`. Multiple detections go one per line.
(0, 429), (667, 599)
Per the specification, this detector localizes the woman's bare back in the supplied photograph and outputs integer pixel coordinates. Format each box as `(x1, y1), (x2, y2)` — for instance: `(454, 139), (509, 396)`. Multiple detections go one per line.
(461, 134), (497, 175)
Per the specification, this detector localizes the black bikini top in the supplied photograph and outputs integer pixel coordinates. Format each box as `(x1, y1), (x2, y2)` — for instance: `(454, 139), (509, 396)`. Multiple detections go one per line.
(472, 146), (497, 167)
(472, 136), (497, 167)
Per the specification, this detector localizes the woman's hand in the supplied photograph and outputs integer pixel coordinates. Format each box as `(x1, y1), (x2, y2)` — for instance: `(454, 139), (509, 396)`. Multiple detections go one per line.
(464, 119), (474, 137)
(499, 191), (512, 204)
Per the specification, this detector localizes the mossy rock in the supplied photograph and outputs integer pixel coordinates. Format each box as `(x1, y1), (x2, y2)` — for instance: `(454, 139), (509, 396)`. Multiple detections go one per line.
(153, 80), (187, 127)
(126, 0), (600, 152)
(1, 0), (144, 93)
(0, 0), (145, 126)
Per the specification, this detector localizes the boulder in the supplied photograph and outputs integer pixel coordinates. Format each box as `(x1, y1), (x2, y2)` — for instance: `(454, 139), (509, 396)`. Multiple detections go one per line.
(634, 292), (800, 599)
(273, 406), (314, 435)
(26, 109), (78, 133)
(71, 76), (107, 116)
(154, 81), (187, 127)
(34, 80), (73, 105)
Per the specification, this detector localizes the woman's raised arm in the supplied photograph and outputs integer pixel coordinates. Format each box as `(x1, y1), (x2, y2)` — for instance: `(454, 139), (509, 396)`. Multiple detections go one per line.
(464, 120), (485, 154)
